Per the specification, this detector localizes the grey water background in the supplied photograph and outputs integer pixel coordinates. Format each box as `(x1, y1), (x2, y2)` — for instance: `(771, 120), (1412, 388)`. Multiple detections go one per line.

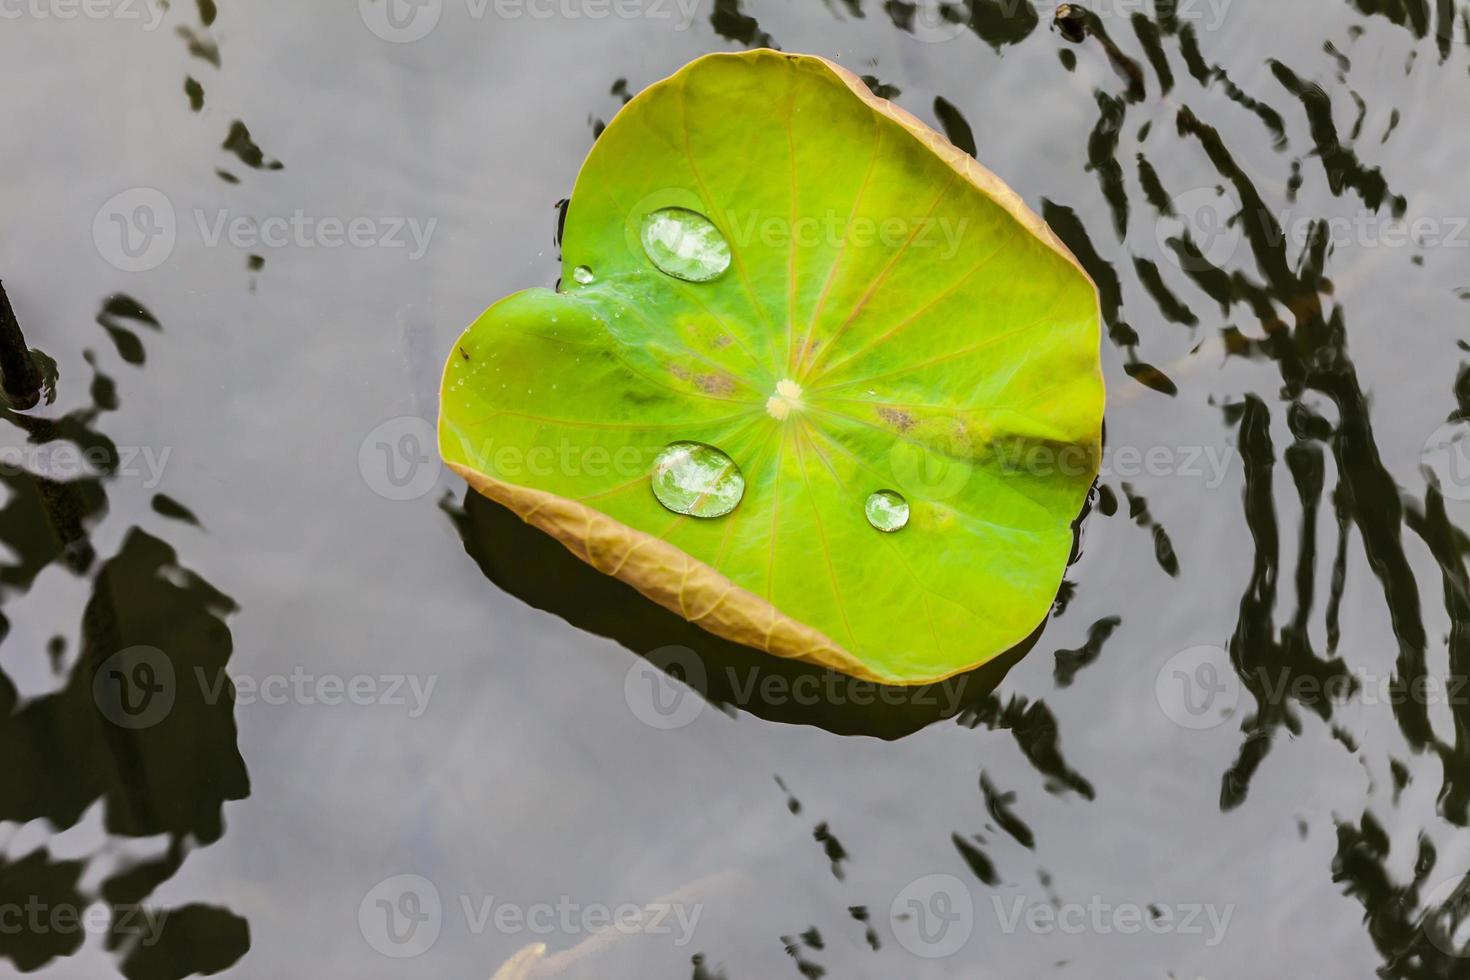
(4, 0), (1470, 976)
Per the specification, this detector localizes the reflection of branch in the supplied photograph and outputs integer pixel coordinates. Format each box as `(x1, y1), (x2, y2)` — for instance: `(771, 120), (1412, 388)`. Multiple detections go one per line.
(0, 280), (42, 410)
(486, 870), (747, 980)
(490, 943), (546, 980)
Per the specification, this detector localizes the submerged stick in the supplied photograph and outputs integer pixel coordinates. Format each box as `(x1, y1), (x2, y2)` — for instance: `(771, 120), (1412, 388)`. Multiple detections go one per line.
(0, 280), (42, 410)
(483, 869), (748, 978)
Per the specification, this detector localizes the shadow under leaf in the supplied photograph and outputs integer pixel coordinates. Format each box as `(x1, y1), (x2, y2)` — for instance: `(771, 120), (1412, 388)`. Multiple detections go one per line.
(443, 489), (1036, 740)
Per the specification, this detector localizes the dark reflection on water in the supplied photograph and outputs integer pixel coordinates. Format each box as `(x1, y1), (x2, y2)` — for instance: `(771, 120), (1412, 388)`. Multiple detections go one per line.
(1031, 2), (1470, 971)
(3, 6), (262, 968)
(4, 0), (1470, 974)
(0, 295), (249, 975)
(710, 0), (777, 47)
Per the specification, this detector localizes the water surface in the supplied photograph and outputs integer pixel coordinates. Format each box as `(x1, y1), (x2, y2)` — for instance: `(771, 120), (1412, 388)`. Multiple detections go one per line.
(3, 0), (1470, 976)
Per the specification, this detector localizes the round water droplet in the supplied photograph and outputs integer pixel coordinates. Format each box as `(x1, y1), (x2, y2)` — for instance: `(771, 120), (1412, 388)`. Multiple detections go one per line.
(865, 490), (910, 532)
(639, 208), (731, 282)
(572, 264), (595, 284)
(651, 442), (744, 518)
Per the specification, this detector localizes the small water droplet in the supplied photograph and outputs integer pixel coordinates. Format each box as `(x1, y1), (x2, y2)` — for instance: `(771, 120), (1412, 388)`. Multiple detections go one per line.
(572, 265), (595, 284)
(639, 207), (731, 282)
(865, 490), (910, 532)
(651, 442), (745, 518)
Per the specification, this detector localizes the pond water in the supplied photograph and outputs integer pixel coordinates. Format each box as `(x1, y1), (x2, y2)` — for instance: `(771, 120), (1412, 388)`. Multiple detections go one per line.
(3, 0), (1470, 977)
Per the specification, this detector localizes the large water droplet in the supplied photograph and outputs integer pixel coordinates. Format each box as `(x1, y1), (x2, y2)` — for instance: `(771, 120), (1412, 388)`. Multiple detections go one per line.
(865, 490), (910, 532)
(572, 264), (595, 284)
(651, 442), (745, 518)
(639, 208), (731, 282)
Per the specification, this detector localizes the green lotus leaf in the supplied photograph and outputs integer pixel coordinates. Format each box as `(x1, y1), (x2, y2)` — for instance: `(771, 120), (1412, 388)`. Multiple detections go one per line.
(439, 50), (1103, 685)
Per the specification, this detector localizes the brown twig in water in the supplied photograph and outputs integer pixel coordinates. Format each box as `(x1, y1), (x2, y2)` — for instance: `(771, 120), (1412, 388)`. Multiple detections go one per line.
(0, 280), (42, 410)
(484, 869), (749, 979)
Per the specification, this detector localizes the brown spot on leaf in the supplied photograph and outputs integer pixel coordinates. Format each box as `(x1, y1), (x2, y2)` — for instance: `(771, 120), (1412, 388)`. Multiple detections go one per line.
(878, 407), (915, 431)
(697, 373), (738, 395)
